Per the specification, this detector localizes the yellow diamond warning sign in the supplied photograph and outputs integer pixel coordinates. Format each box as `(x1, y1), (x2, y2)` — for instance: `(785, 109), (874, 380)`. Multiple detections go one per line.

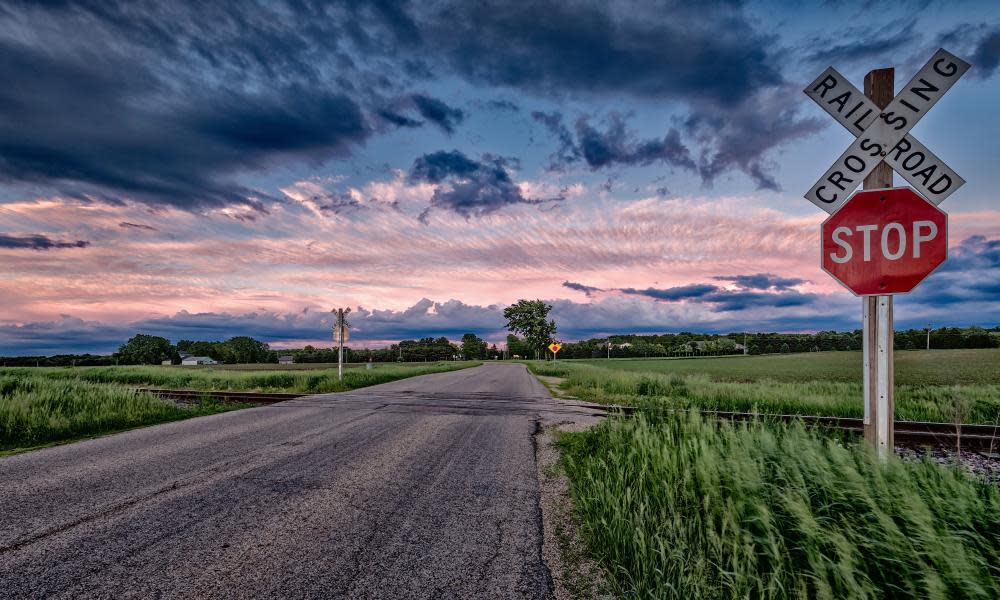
(548, 343), (561, 354)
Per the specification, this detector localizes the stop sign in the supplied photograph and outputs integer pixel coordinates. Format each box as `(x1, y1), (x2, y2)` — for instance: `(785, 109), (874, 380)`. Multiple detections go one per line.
(821, 187), (947, 295)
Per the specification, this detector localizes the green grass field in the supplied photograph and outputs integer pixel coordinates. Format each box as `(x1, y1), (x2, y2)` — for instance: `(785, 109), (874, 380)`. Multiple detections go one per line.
(560, 413), (1000, 599)
(576, 349), (1000, 386)
(530, 350), (1000, 424)
(0, 361), (479, 453)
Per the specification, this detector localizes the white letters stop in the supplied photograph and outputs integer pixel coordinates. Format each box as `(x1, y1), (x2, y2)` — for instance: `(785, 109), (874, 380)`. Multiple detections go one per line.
(829, 220), (938, 264)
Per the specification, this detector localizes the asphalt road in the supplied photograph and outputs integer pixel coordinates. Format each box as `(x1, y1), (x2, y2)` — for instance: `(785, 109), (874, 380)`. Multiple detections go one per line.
(0, 363), (599, 599)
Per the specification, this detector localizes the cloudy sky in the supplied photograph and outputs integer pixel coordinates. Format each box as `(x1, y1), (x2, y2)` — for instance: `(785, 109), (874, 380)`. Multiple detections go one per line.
(1, 0), (998, 354)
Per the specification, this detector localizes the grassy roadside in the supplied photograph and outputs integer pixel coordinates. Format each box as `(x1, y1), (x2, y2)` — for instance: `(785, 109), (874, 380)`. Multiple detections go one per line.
(0, 361), (481, 394)
(559, 413), (1000, 599)
(526, 360), (1000, 425)
(1, 361), (481, 454)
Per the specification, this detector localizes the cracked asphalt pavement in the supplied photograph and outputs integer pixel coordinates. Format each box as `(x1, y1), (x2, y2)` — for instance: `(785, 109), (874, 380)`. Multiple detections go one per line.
(0, 363), (605, 599)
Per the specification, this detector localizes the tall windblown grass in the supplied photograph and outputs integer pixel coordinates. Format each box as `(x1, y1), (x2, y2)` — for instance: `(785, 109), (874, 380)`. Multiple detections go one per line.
(0, 361), (479, 394)
(560, 413), (1000, 599)
(530, 362), (1000, 424)
(0, 374), (237, 450)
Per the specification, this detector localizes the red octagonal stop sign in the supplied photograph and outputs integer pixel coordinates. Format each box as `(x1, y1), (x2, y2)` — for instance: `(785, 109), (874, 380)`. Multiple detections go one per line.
(821, 187), (948, 296)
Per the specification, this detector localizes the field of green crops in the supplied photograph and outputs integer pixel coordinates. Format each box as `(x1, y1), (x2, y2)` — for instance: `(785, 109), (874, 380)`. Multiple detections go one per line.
(574, 349), (1000, 386)
(560, 413), (1000, 599)
(530, 349), (1000, 424)
(0, 361), (478, 453)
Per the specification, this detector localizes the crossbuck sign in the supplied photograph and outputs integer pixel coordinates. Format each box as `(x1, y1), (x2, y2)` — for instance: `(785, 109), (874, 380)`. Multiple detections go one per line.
(804, 49), (970, 212)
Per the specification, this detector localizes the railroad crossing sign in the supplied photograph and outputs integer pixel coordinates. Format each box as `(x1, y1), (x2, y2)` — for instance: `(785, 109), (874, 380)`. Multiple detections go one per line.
(548, 343), (561, 354)
(804, 48), (970, 212)
(822, 187), (947, 295)
(333, 325), (349, 343)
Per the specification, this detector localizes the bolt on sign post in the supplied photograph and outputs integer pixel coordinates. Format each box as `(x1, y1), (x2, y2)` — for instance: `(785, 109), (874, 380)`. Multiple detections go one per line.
(803, 49), (970, 459)
(332, 308), (351, 381)
(548, 342), (561, 360)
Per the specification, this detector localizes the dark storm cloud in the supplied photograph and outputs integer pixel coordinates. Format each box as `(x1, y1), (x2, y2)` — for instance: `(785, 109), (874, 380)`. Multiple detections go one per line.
(485, 100), (520, 112)
(409, 151), (563, 222)
(377, 109), (423, 129)
(713, 273), (807, 291)
(619, 284), (719, 301)
(410, 94), (466, 134)
(701, 290), (818, 312)
(409, 151), (483, 183)
(939, 24), (1000, 79)
(0, 234), (90, 250)
(575, 115), (696, 172)
(0, 0), (823, 209)
(531, 107), (818, 191)
(0, 1), (402, 211)
(562, 281), (603, 297)
(684, 88), (824, 192)
(970, 28), (1000, 78)
(902, 236), (1000, 306)
(807, 19), (919, 66)
(409, 0), (819, 188)
(531, 111), (581, 170)
(618, 282), (817, 312)
(411, 1), (780, 104)
(532, 112), (696, 173)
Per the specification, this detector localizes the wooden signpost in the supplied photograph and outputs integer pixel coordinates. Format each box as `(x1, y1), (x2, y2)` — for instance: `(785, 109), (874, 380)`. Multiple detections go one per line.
(332, 307), (351, 381)
(803, 49), (970, 458)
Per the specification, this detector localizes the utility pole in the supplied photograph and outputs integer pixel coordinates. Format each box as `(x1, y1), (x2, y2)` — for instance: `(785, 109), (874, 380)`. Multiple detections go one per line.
(862, 67), (894, 458)
(926, 324), (932, 350)
(332, 307), (351, 381)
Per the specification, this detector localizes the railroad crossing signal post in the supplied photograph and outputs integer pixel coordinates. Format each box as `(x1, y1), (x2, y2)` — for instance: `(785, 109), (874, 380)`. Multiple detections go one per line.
(804, 49), (970, 459)
(863, 68), (894, 453)
(332, 307), (351, 381)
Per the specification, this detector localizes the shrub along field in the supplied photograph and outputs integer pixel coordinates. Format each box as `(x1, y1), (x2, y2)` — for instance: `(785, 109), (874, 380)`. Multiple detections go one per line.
(560, 413), (1000, 599)
(530, 349), (1000, 424)
(0, 361), (479, 452)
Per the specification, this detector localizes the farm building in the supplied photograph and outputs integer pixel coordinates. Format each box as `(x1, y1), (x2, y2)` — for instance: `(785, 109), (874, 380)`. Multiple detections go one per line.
(278, 355), (294, 365)
(181, 356), (217, 366)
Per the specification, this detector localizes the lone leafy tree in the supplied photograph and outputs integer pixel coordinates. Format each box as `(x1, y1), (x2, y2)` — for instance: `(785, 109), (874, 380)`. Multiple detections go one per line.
(503, 300), (557, 359)
(116, 334), (177, 365)
(460, 333), (487, 360)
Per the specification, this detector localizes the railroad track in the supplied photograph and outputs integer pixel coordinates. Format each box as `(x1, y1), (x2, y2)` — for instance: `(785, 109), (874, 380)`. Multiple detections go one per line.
(137, 388), (301, 404)
(137, 388), (1000, 452)
(601, 405), (1000, 453)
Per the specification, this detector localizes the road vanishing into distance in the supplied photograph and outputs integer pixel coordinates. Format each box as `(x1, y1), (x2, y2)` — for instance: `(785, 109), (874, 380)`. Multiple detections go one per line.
(0, 364), (599, 599)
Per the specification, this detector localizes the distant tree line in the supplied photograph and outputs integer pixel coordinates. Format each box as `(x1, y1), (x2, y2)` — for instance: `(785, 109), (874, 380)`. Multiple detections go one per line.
(551, 326), (999, 359)
(1, 326), (996, 366)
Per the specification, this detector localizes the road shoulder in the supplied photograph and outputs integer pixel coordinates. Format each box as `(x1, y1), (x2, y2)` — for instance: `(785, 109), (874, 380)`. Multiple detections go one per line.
(531, 366), (612, 599)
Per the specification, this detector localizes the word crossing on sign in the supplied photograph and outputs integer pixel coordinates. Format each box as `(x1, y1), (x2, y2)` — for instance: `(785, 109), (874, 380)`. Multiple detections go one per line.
(804, 67), (965, 206)
(821, 187), (947, 295)
(804, 49), (970, 212)
(548, 343), (562, 354)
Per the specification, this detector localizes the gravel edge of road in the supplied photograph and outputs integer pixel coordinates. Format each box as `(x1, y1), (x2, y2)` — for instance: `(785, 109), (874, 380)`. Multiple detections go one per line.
(535, 421), (613, 599)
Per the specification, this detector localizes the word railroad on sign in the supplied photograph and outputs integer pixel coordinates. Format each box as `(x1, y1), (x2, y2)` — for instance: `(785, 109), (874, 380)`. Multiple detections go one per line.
(804, 48), (970, 212)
